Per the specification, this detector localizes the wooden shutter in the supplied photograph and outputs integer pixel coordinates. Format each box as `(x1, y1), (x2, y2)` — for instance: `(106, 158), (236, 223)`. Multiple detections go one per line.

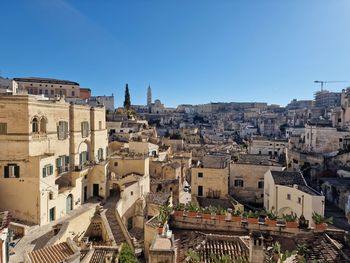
(14, 165), (20, 178)
(64, 122), (68, 139)
(4, 166), (9, 178)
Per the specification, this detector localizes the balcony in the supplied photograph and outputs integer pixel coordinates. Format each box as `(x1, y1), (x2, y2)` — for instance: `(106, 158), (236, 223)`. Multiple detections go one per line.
(57, 165), (70, 175)
(55, 173), (74, 193)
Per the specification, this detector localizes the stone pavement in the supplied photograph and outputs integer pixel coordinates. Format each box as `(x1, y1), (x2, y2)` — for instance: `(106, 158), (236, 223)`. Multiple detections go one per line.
(10, 202), (98, 263)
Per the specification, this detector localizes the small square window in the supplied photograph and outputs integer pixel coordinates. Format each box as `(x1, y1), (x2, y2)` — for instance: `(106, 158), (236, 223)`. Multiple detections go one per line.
(198, 172), (203, 178)
(258, 181), (264, 189)
(234, 179), (244, 187)
(114, 162), (118, 167)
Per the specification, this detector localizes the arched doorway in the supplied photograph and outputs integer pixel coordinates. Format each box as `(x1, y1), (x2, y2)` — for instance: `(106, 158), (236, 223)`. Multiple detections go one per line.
(66, 194), (73, 213)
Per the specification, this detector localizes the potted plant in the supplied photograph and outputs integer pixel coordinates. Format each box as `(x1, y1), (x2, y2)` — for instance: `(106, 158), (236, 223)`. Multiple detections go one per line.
(186, 203), (198, 218)
(158, 204), (171, 235)
(202, 206), (211, 220)
(173, 203), (185, 217)
(231, 209), (242, 222)
(296, 243), (308, 261)
(217, 207), (226, 221)
(312, 212), (333, 230)
(283, 213), (298, 228)
(247, 211), (259, 224)
(266, 210), (278, 226)
(210, 206), (217, 220)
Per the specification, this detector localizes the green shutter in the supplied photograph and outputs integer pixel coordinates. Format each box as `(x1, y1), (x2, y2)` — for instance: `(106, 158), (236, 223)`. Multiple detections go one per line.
(65, 156), (70, 165)
(14, 165), (20, 178)
(56, 157), (61, 167)
(50, 165), (53, 175)
(4, 166), (9, 178)
(43, 167), (46, 177)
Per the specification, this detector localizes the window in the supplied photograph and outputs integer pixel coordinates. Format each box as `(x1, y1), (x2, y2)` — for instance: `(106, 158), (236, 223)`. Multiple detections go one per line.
(234, 179), (244, 187)
(114, 162), (118, 166)
(40, 118), (47, 133)
(298, 197), (301, 204)
(39, 89), (42, 94)
(81, 121), (89, 138)
(287, 194), (291, 200)
(42, 164), (53, 178)
(32, 117), (39, 133)
(57, 121), (68, 139)
(339, 138), (343, 142)
(4, 164), (20, 178)
(97, 148), (103, 161)
(56, 155), (69, 174)
(99, 121), (102, 130)
(51, 90), (54, 95)
(258, 181), (264, 189)
(131, 191), (133, 196)
(79, 151), (88, 166)
(0, 123), (7, 134)
(71, 91), (75, 97)
(198, 172), (203, 178)
(44, 90), (48, 95)
(198, 185), (203, 196)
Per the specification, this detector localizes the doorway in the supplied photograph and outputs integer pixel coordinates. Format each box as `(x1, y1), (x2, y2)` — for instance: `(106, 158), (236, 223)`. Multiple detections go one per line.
(66, 194), (73, 213)
(49, 207), (55, 222)
(93, 184), (99, 197)
(84, 186), (88, 202)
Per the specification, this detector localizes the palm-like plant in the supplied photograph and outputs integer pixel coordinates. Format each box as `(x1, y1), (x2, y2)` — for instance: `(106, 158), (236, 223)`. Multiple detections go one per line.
(312, 212), (333, 224)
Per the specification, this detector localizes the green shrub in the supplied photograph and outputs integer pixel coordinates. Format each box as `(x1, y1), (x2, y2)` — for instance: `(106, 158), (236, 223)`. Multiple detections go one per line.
(119, 243), (138, 263)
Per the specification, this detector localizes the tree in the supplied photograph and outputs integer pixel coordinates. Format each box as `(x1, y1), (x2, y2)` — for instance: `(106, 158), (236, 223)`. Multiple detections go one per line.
(119, 243), (138, 263)
(124, 83), (131, 111)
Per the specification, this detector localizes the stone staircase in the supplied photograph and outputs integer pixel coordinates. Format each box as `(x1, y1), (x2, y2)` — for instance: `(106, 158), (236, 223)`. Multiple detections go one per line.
(104, 204), (127, 245)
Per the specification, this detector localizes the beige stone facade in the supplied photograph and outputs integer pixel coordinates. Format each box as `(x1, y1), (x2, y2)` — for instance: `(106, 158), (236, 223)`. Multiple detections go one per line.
(230, 156), (284, 204)
(191, 167), (229, 199)
(264, 170), (324, 224)
(0, 94), (108, 225)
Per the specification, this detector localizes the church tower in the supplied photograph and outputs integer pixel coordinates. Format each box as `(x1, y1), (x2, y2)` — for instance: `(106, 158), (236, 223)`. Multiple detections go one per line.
(147, 85), (152, 106)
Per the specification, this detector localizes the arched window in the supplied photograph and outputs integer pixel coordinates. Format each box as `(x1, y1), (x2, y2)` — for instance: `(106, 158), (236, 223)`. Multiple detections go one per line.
(32, 117), (39, 133)
(40, 117), (47, 133)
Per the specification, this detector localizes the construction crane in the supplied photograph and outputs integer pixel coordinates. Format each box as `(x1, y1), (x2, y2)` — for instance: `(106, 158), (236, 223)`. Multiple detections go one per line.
(314, 80), (347, 91)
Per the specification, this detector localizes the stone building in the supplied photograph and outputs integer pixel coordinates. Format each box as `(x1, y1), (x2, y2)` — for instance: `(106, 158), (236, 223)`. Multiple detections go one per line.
(304, 121), (350, 153)
(0, 94), (108, 225)
(14, 77), (84, 99)
(314, 90), (341, 108)
(230, 154), (284, 204)
(191, 154), (230, 199)
(248, 136), (287, 159)
(264, 170), (324, 225)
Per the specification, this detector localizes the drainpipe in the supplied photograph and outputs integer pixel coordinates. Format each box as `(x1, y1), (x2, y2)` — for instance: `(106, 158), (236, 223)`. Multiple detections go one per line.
(302, 195), (304, 215)
(275, 186), (278, 212)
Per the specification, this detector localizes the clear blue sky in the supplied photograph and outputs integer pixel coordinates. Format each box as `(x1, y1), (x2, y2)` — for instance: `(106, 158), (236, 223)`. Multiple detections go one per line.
(1, 0), (350, 107)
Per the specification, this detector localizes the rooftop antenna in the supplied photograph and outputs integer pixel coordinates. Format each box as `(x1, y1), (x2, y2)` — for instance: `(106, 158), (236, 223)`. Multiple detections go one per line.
(314, 80), (347, 91)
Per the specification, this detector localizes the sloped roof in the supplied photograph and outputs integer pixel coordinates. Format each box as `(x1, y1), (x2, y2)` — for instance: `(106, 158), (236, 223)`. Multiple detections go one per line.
(28, 242), (75, 263)
(270, 171), (306, 186)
